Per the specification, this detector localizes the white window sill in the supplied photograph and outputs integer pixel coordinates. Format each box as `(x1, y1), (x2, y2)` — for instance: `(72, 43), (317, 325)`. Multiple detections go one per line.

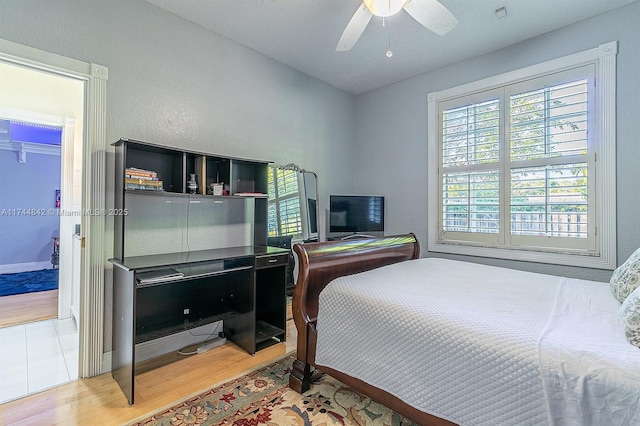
(428, 241), (616, 270)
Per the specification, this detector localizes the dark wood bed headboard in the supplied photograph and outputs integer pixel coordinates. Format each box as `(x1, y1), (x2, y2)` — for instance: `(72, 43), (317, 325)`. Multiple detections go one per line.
(292, 233), (420, 325)
(289, 233), (420, 395)
(289, 234), (458, 425)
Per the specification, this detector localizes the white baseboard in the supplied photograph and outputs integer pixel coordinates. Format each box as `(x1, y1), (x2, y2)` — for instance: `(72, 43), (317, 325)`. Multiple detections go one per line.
(101, 321), (223, 374)
(0, 261), (52, 274)
(70, 305), (79, 326)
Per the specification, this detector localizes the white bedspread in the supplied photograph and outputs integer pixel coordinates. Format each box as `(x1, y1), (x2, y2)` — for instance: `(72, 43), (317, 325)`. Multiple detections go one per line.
(314, 258), (640, 426)
(539, 278), (640, 425)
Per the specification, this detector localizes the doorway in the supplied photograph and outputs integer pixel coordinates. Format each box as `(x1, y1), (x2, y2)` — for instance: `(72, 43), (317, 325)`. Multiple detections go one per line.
(0, 62), (84, 324)
(0, 60), (84, 402)
(0, 36), (109, 391)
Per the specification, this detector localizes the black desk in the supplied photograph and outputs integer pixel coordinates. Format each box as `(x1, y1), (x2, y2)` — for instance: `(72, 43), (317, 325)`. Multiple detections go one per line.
(109, 245), (288, 404)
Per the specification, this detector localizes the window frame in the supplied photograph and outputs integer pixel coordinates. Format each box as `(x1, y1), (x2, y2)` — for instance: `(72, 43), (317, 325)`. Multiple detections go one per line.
(427, 42), (617, 269)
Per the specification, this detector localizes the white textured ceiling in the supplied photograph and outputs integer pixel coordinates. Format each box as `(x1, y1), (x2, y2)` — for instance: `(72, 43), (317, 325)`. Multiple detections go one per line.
(144, 0), (637, 95)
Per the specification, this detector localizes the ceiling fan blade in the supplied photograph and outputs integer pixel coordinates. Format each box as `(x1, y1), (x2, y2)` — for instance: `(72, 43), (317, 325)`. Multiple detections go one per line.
(336, 3), (373, 51)
(403, 0), (459, 36)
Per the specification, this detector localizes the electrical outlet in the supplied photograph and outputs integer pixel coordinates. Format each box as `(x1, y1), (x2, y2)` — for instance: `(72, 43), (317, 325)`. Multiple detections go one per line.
(183, 308), (190, 315)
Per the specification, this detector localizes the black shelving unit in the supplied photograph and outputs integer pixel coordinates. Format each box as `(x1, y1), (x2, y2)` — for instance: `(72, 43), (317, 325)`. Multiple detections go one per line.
(110, 139), (288, 405)
(113, 138), (270, 259)
(253, 252), (287, 351)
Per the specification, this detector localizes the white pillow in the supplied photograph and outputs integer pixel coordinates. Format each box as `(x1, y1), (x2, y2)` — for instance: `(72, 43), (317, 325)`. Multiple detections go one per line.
(610, 247), (640, 303)
(620, 286), (640, 348)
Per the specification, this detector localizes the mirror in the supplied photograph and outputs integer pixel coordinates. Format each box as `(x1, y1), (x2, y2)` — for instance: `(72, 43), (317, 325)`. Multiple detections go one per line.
(267, 164), (318, 243)
(266, 164), (318, 294)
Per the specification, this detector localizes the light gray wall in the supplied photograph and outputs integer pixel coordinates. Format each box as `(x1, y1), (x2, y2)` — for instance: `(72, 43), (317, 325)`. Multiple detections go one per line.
(0, 150), (60, 266)
(0, 0), (356, 237)
(0, 0), (355, 353)
(353, 2), (640, 282)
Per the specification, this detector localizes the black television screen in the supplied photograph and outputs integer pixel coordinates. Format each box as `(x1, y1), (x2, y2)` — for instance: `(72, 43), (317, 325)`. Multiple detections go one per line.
(329, 195), (385, 234)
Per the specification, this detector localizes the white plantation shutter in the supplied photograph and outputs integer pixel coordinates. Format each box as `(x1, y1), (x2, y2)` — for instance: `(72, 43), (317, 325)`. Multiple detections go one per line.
(442, 99), (500, 167)
(507, 70), (593, 251)
(428, 42), (617, 268)
(268, 168), (302, 237)
(278, 197), (301, 236)
(276, 168), (299, 198)
(267, 202), (277, 235)
(510, 80), (588, 161)
(510, 164), (588, 238)
(442, 171), (500, 234)
(440, 90), (502, 244)
(437, 65), (596, 252)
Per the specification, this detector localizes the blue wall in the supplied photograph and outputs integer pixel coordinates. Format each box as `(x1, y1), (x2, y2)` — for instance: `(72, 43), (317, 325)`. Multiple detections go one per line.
(0, 150), (61, 267)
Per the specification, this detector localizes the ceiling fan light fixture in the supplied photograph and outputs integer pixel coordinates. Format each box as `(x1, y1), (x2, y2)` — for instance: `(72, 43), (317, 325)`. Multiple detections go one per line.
(336, 0), (458, 52)
(363, 0), (406, 17)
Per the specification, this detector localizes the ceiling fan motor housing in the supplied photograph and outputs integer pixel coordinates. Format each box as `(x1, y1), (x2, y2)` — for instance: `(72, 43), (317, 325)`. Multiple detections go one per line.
(363, 0), (406, 17)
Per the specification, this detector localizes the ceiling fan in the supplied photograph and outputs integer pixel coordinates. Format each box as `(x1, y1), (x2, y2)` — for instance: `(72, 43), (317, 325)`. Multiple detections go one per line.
(336, 0), (459, 52)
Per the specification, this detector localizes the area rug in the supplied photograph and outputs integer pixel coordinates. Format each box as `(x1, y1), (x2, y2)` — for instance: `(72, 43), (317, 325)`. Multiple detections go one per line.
(0, 269), (58, 297)
(128, 354), (418, 426)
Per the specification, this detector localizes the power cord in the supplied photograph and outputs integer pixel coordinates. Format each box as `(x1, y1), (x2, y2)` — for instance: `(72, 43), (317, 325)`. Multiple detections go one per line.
(177, 322), (223, 356)
(188, 327), (221, 337)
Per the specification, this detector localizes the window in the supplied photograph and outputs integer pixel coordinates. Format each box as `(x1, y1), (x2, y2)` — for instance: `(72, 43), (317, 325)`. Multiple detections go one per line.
(268, 167), (302, 237)
(428, 42), (617, 269)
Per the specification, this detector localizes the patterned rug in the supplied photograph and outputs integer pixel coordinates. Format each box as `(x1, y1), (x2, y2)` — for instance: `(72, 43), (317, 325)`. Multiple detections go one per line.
(0, 269), (58, 297)
(129, 354), (418, 426)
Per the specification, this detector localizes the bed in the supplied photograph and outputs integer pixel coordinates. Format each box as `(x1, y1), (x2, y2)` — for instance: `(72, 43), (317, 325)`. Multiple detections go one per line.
(289, 234), (640, 426)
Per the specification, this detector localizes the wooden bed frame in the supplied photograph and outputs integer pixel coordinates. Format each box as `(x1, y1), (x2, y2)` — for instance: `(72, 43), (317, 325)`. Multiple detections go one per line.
(289, 234), (456, 426)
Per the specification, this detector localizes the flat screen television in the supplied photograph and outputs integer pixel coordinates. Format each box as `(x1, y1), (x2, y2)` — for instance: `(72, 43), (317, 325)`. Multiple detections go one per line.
(329, 195), (385, 234)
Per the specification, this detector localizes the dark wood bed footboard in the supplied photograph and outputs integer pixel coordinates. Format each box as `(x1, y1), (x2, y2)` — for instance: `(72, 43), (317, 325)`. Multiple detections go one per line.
(289, 234), (453, 425)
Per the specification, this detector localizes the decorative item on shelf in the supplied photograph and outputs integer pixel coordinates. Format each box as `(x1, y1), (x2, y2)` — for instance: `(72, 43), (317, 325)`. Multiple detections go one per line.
(187, 173), (198, 194)
(210, 182), (223, 196)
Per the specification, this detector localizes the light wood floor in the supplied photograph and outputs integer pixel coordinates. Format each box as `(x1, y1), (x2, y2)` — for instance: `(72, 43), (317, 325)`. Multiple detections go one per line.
(0, 290), (58, 328)
(0, 317), (297, 426)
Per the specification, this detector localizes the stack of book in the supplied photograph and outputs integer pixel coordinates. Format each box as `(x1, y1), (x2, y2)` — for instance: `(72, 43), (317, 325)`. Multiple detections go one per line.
(125, 167), (164, 191)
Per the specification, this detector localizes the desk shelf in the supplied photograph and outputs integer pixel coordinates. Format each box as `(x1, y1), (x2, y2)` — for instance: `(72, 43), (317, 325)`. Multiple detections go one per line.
(136, 308), (239, 344)
(256, 320), (284, 343)
(255, 320), (285, 352)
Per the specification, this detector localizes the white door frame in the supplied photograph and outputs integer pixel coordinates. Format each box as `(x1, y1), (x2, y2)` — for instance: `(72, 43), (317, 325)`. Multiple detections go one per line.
(0, 38), (108, 377)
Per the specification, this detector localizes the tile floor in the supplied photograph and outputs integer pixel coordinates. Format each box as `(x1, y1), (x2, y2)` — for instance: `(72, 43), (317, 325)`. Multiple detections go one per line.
(0, 318), (78, 404)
